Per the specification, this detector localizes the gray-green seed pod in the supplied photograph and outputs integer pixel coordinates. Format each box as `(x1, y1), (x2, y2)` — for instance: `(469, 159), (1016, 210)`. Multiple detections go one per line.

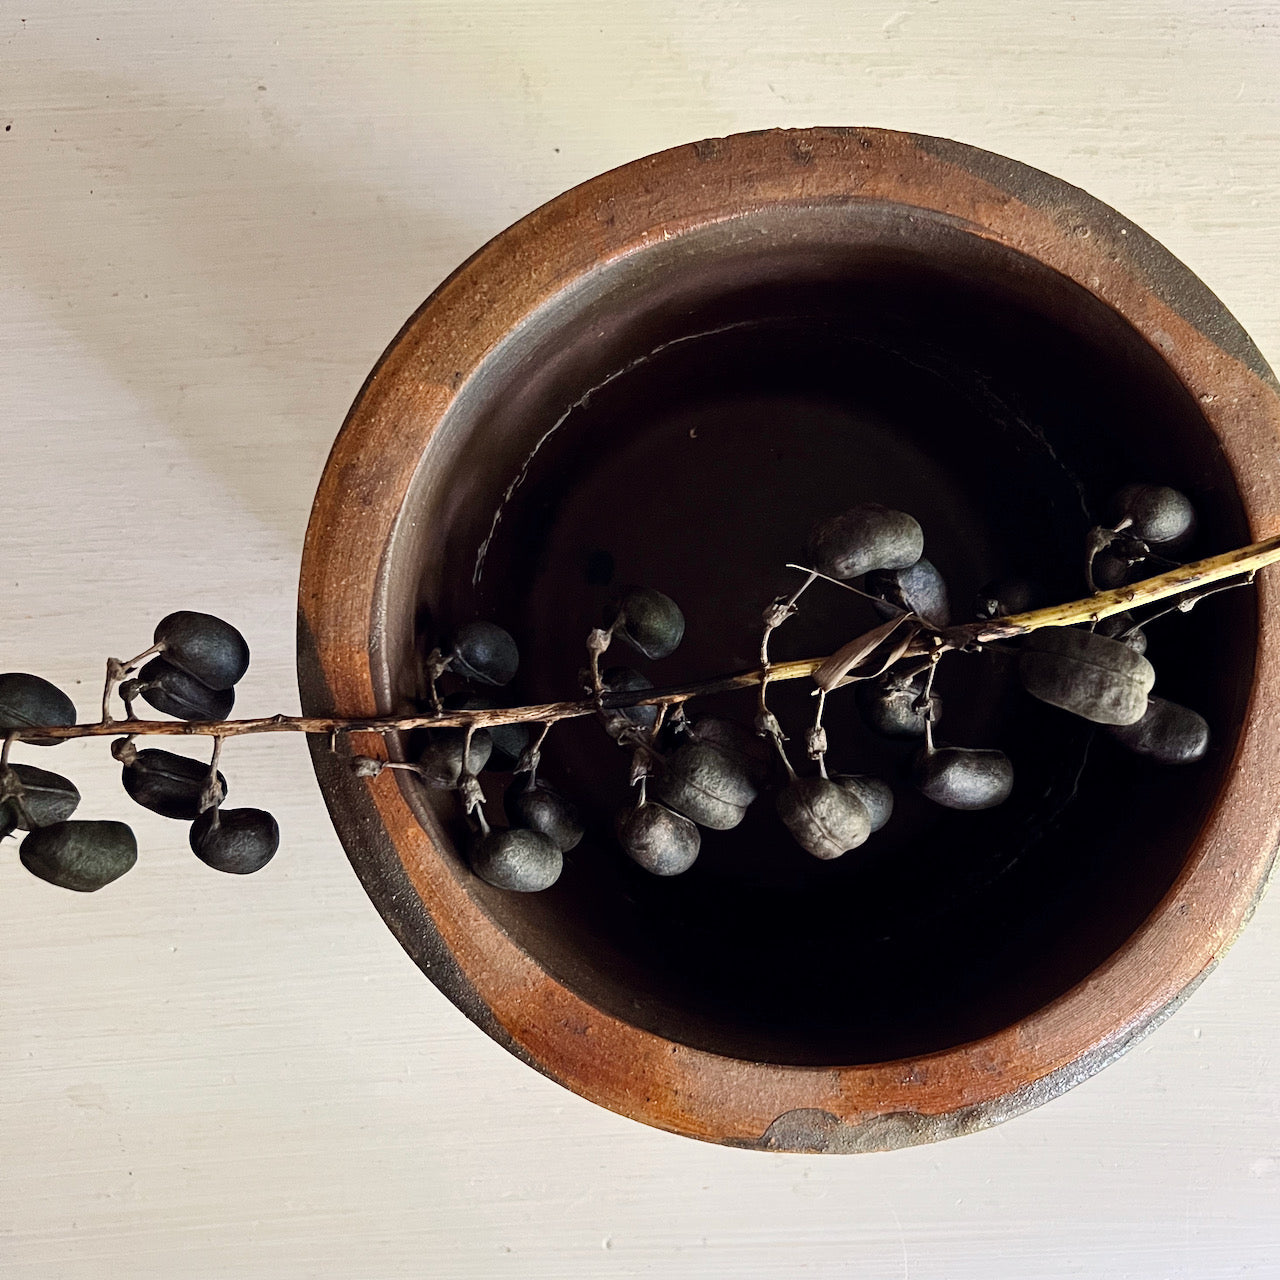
(616, 801), (700, 876)
(1106, 696), (1209, 764)
(1107, 483), (1196, 548)
(831, 774), (894, 833)
(134, 657), (235, 721)
(1018, 628), (1155, 726)
(912, 747), (1014, 810)
(122, 749), (227, 821)
(20, 820), (137, 892)
(608, 587), (686, 660)
(418, 729), (493, 787)
(0, 672), (77, 746)
(510, 780), (584, 854)
(154, 611), (250, 690)
(189, 807), (280, 874)
(651, 740), (757, 830)
(687, 716), (773, 786)
(776, 776), (872, 860)
(805, 504), (924, 581)
(470, 828), (563, 892)
(0, 763), (80, 830)
(867, 557), (951, 626)
(1095, 612), (1148, 655)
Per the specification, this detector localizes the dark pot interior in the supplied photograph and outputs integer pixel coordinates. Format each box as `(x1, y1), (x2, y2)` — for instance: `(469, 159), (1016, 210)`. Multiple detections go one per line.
(378, 205), (1254, 1067)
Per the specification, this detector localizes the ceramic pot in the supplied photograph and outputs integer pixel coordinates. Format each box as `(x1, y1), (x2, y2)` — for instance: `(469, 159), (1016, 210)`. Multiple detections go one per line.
(298, 128), (1280, 1152)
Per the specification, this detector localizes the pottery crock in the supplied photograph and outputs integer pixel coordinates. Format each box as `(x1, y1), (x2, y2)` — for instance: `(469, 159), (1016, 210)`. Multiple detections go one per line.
(298, 127), (1280, 1152)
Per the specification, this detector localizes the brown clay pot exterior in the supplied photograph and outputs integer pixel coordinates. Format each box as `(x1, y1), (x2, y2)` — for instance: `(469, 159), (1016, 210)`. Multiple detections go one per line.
(298, 128), (1280, 1152)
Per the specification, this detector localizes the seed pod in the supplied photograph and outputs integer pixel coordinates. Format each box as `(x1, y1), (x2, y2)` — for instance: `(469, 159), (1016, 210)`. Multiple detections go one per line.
(776, 776), (872, 860)
(189, 807), (280, 874)
(470, 827), (563, 891)
(1106, 696), (1209, 764)
(805, 504), (924, 581)
(913, 747), (1014, 810)
(450, 621), (519, 687)
(601, 666), (658, 731)
(1018, 628), (1155, 725)
(651, 740), (757, 830)
(154, 611), (250, 690)
(857, 676), (940, 739)
(1107, 483), (1196, 548)
(688, 715), (773, 786)
(134, 657), (235, 721)
(0, 672), (77, 746)
(510, 780), (584, 853)
(866, 558), (951, 625)
(975, 576), (1038, 620)
(616, 800), (700, 875)
(1092, 548), (1141, 590)
(1095, 612), (1148, 655)
(441, 692), (529, 770)
(607, 587), (686, 660)
(417, 729), (493, 787)
(122, 748), (227, 820)
(20, 820), (137, 892)
(0, 763), (80, 829)
(831, 773), (894, 833)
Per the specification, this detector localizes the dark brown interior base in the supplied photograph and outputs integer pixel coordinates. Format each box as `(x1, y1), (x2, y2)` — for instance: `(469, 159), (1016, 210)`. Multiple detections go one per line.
(386, 208), (1254, 1067)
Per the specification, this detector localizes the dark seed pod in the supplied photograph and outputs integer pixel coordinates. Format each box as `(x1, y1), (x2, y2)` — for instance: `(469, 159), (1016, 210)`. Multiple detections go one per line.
(417, 729), (493, 787)
(470, 827), (563, 892)
(1106, 696), (1209, 764)
(866, 558), (951, 626)
(1092, 548), (1142, 590)
(154, 611), (250, 690)
(913, 747), (1014, 810)
(974, 576), (1038, 620)
(776, 776), (872, 860)
(122, 748), (227, 820)
(0, 763), (80, 829)
(1107, 483), (1196, 548)
(857, 675), (940, 739)
(601, 666), (658, 731)
(831, 774), (894, 833)
(805, 503), (924, 581)
(1095, 612), (1148, 655)
(651, 740), (757, 830)
(688, 716), (773, 787)
(0, 672), (77, 746)
(616, 800), (700, 876)
(441, 692), (529, 770)
(1018, 628), (1155, 725)
(510, 780), (584, 854)
(607, 587), (686, 660)
(189, 807), (280, 874)
(135, 657), (235, 721)
(20, 820), (137, 892)
(450, 621), (519, 687)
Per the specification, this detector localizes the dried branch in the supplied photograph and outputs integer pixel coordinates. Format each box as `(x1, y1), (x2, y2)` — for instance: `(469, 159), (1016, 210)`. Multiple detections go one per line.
(11, 535), (1280, 745)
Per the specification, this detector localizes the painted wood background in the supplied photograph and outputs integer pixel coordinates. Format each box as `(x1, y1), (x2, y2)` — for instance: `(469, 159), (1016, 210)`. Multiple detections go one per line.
(2, 2), (1278, 1275)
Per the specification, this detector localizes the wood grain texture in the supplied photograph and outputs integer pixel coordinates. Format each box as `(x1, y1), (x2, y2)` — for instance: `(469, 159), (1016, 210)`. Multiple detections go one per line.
(2, 2), (1278, 1276)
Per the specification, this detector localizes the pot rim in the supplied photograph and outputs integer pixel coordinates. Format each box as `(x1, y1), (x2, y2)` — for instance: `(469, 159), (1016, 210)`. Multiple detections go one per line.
(298, 126), (1280, 1152)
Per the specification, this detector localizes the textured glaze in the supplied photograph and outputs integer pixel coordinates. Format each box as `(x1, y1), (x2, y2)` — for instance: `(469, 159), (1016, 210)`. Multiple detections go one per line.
(299, 128), (1280, 1151)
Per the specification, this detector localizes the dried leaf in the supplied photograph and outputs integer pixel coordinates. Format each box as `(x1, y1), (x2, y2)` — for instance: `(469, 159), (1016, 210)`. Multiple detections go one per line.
(813, 616), (916, 692)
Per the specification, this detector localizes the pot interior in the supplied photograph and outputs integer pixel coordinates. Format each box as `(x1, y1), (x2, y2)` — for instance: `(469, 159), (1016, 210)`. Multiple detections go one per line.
(380, 205), (1254, 1066)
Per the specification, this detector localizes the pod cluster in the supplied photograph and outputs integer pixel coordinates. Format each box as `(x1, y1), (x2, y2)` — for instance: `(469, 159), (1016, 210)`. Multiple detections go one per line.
(1, 611), (278, 891)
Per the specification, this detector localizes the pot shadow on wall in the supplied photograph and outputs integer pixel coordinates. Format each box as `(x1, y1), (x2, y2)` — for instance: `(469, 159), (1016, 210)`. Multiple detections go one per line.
(2, 64), (486, 541)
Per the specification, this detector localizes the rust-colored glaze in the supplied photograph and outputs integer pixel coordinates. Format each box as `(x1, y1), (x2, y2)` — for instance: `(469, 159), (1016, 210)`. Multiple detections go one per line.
(298, 128), (1280, 1150)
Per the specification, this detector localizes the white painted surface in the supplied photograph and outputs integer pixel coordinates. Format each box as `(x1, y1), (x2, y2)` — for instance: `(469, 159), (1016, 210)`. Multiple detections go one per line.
(2, 3), (1279, 1275)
